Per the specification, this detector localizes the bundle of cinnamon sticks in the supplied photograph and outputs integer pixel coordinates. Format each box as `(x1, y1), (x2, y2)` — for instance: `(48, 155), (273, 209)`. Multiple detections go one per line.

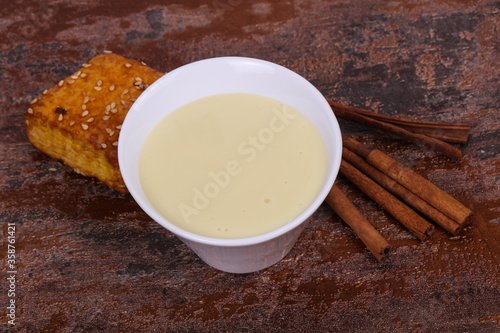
(325, 100), (473, 262)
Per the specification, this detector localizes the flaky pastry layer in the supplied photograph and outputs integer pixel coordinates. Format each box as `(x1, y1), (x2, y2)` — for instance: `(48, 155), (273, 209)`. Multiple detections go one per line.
(25, 52), (163, 192)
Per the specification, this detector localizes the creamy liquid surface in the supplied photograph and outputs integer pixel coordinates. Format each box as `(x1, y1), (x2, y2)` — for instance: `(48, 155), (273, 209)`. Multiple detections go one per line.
(139, 93), (327, 238)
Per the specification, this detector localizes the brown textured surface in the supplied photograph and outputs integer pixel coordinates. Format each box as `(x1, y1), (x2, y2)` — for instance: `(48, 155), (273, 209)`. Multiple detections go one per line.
(1, 1), (499, 331)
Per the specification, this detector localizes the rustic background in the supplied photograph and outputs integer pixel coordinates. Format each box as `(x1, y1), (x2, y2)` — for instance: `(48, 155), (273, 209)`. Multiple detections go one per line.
(1, 0), (499, 331)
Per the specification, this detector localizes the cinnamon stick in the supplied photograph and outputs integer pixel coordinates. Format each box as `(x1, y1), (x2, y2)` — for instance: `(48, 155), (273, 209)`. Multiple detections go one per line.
(342, 134), (372, 157)
(342, 135), (473, 226)
(342, 147), (462, 235)
(340, 160), (435, 240)
(329, 100), (463, 159)
(329, 100), (470, 144)
(326, 184), (390, 262)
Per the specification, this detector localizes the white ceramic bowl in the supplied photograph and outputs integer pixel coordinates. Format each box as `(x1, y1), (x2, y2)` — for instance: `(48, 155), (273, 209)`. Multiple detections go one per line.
(118, 56), (342, 273)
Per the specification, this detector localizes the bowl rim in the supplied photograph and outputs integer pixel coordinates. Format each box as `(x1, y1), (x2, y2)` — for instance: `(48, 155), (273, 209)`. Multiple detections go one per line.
(118, 56), (342, 247)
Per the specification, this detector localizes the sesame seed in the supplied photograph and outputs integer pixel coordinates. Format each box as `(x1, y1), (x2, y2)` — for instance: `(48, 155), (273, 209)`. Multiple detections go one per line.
(109, 84), (115, 91)
(49, 168), (57, 171)
(68, 79), (75, 84)
(106, 105), (111, 112)
(125, 63), (132, 68)
(115, 125), (122, 129)
(76, 71), (81, 76)
(71, 75), (78, 79)
(110, 102), (116, 108)
(141, 61), (146, 66)
(112, 141), (118, 146)
(111, 108), (118, 114)
(129, 98), (136, 102)
(103, 50), (112, 54)
(101, 143), (107, 148)
(87, 117), (94, 123)
(82, 104), (87, 110)
(58, 80), (64, 86)
(81, 123), (89, 130)
(121, 89), (129, 95)
(82, 110), (89, 117)
(58, 114), (63, 121)
(70, 121), (75, 126)
(82, 63), (91, 68)
(25, 119), (29, 126)
(109, 130), (115, 136)
(80, 73), (87, 78)
(105, 128), (112, 133)
(121, 99), (126, 105)
(31, 98), (37, 104)
(97, 80), (102, 87)
(135, 77), (142, 82)
(43, 89), (48, 94)
(94, 86), (102, 91)
(102, 116), (110, 120)
(27, 108), (34, 114)
(83, 96), (90, 103)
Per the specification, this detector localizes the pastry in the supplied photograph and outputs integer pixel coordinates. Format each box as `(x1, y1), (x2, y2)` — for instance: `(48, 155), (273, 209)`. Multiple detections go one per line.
(25, 52), (163, 192)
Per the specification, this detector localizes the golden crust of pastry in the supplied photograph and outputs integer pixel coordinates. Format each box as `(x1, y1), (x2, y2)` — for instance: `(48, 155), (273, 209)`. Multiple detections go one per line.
(25, 53), (164, 192)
